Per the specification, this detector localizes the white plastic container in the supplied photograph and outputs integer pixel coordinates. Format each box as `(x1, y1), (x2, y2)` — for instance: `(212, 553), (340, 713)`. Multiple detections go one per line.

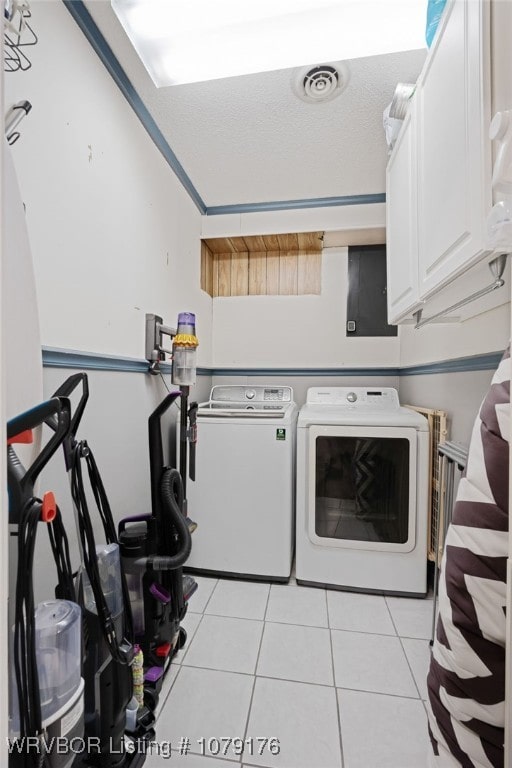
(35, 600), (82, 723)
(83, 542), (123, 616)
(10, 599), (82, 734)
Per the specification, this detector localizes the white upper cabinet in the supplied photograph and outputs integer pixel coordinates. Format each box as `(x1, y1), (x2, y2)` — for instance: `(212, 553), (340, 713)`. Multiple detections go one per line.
(386, 98), (420, 320)
(386, 0), (493, 323)
(416, 0), (491, 297)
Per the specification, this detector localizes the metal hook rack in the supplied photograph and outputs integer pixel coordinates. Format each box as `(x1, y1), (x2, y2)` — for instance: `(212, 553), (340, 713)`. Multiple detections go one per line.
(4, 0), (37, 73)
(414, 253), (509, 329)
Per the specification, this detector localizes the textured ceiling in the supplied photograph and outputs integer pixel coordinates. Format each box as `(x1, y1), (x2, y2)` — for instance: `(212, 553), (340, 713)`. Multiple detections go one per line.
(83, 1), (427, 209)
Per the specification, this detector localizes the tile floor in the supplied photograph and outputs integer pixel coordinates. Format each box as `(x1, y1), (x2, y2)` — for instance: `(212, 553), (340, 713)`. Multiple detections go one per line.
(152, 574), (434, 768)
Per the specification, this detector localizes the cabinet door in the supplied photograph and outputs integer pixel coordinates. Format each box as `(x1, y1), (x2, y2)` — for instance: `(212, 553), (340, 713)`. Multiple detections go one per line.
(386, 99), (420, 324)
(416, 0), (492, 298)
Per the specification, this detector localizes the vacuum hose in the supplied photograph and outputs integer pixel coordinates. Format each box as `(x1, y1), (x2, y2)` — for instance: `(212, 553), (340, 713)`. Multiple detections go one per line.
(138, 468), (192, 572)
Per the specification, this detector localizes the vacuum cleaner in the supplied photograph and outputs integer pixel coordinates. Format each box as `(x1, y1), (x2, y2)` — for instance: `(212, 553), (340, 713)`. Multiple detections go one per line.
(7, 396), (84, 768)
(47, 374), (154, 767)
(119, 312), (199, 705)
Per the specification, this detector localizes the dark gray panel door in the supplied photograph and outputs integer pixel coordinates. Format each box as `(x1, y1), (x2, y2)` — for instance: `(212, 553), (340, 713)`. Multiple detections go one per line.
(346, 245), (397, 337)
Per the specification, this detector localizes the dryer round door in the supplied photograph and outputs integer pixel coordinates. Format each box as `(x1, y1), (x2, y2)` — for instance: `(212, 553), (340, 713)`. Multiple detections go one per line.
(307, 424), (418, 553)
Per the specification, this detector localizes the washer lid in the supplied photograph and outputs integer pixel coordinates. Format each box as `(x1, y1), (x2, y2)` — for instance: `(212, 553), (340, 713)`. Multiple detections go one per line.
(198, 404), (287, 418)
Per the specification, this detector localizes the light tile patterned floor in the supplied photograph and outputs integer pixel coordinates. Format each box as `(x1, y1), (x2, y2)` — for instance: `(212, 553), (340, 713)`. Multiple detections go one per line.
(154, 575), (433, 768)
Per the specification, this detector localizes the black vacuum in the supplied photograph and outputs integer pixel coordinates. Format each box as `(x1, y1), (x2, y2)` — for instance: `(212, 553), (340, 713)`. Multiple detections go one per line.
(46, 374), (154, 767)
(7, 397), (84, 768)
(119, 311), (199, 705)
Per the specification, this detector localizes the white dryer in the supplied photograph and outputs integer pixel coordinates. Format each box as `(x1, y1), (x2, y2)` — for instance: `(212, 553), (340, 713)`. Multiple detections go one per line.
(296, 387), (429, 596)
(183, 385), (298, 581)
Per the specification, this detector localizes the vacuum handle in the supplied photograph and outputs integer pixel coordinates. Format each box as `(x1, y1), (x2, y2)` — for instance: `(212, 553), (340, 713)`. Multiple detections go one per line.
(7, 398), (71, 522)
(148, 391), (181, 425)
(7, 397), (71, 487)
(188, 401), (198, 482)
(118, 514), (152, 535)
(49, 372), (89, 438)
(7, 396), (67, 440)
(148, 391), (181, 514)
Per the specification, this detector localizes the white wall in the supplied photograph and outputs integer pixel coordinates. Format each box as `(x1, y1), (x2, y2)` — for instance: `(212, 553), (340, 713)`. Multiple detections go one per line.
(213, 245), (400, 368)
(398, 293), (509, 448)
(201, 202), (386, 239)
(206, 201), (509, 374)
(203, 202), (395, 369)
(398, 290), (509, 445)
(399, 369), (497, 445)
(4, 0), (212, 365)
(399, 301), (509, 367)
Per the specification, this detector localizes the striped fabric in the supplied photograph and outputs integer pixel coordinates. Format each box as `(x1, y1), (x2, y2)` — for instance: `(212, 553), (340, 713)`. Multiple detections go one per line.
(427, 346), (510, 767)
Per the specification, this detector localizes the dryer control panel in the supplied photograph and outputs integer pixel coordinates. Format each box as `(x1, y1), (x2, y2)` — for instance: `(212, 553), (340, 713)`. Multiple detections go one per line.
(306, 387), (400, 410)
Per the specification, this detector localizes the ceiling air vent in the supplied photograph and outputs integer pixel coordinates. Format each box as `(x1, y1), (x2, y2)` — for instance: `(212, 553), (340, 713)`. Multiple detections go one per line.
(293, 63), (349, 104)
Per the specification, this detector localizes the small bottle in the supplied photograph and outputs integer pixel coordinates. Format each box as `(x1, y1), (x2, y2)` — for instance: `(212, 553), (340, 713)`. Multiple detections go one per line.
(125, 696), (139, 732)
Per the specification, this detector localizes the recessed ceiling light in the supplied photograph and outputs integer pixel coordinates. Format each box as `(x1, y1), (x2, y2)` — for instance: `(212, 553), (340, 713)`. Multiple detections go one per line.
(111, 0), (427, 87)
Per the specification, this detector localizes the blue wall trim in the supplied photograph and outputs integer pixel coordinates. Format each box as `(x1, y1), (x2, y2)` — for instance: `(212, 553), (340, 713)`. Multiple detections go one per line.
(209, 367), (399, 377)
(42, 347), (174, 374)
(205, 193), (386, 216)
(42, 348), (504, 377)
(399, 352), (504, 376)
(62, 0), (206, 214)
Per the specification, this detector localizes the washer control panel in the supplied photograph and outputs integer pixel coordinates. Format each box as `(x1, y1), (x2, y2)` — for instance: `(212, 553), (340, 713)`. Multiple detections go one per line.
(263, 388), (285, 401)
(210, 385), (293, 406)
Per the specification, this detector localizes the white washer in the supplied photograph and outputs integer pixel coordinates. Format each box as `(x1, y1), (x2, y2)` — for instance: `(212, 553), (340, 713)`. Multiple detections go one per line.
(183, 385), (298, 581)
(296, 387), (429, 596)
